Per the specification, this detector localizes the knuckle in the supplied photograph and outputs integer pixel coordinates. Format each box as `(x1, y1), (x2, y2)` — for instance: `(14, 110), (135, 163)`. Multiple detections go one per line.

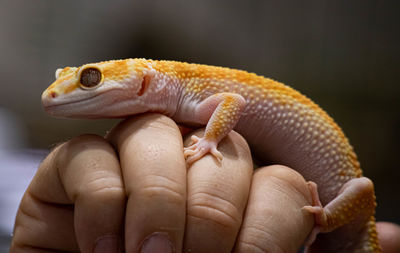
(67, 134), (107, 147)
(226, 130), (250, 151)
(60, 134), (112, 158)
(150, 114), (178, 130)
(187, 191), (242, 229)
(11, 225), (37, 251)
(236, 224), (286, 253)
(17, 193), (46, 227)
(235, 240), (266, 253)
(135, 113), (178, 134)
(134, 174), (185, 205)
(9, 233), (30, 252)
(12, 194), (74, 251)
(57, 134), (115, 171)
(81, 175), (125, 201)
(255, 164), (297, 180)
(254, 165), (309, 196)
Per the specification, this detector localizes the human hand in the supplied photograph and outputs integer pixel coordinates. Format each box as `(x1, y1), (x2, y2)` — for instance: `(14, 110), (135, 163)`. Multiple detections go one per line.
(9, 113), (399, 252)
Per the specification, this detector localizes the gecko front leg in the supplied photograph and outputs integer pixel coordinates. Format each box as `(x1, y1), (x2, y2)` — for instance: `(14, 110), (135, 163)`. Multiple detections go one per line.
(184, 92), (246, 164)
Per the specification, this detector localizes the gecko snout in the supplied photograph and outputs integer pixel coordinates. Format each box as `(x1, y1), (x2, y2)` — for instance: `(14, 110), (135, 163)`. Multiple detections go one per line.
(41, 89), (59, 107)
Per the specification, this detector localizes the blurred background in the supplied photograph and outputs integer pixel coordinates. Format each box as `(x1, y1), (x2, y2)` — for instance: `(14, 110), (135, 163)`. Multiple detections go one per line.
(0, 0), (399, 251)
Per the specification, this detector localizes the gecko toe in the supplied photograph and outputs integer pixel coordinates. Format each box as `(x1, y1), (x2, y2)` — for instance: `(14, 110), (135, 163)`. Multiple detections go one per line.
(184, 137), (221, 165)
(185, 148), (207, 165)
(190, 135), (200, 142)
(183, 148), (197, 158)
(211, 147), (223, 163)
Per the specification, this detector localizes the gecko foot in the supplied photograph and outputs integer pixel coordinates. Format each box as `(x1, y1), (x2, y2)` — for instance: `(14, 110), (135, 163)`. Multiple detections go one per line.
(184, 135), (223, 165)
(302, 181), (328, 247)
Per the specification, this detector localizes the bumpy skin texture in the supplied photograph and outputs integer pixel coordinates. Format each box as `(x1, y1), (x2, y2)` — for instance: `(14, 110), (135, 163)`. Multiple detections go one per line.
(42, 59), (381, 252)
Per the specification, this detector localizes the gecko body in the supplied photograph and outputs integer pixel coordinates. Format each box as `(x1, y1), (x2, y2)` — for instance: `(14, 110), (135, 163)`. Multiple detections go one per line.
(42, 59), (381, 252)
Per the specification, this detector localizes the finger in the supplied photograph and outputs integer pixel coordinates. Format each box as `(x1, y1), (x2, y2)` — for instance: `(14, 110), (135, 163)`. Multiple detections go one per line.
(11, 144), (78, 253)
(183, 129), (253, 253)
(56, 135), (125, 253)
(11, 135), (125, 253)
(234, 165), (314, 252)
(377, 222), (400, 253)
(107, 114), (187, 253)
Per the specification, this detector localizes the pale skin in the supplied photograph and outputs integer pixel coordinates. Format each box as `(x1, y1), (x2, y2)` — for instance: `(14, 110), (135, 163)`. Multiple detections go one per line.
(10, 114), (400, 253)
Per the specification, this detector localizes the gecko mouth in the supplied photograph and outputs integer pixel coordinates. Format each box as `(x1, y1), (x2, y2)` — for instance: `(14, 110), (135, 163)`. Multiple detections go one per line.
(42, 99), (83, 108)
(41, 88), (133, 118)
(41, 91), (106, 116)
(42, 94), (99, 109)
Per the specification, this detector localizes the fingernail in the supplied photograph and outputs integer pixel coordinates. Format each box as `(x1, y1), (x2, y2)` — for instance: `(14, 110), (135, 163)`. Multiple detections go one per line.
(93, 235), (120, 253)
(140, 233), (174, 253)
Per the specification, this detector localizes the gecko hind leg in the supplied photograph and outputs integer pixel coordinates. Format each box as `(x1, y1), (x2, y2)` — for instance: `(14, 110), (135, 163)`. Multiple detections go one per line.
(302, 177), (377, 248)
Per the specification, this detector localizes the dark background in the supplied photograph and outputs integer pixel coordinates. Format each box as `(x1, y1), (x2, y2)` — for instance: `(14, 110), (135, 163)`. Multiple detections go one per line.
(0, 0), (399, 250)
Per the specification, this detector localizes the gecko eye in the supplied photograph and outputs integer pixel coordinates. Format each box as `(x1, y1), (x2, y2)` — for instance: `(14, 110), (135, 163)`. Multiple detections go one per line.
(80, 67), (102, 89)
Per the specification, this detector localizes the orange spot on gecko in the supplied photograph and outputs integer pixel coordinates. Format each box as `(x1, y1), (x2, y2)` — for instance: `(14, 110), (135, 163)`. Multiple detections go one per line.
(102, 60), (131, 80)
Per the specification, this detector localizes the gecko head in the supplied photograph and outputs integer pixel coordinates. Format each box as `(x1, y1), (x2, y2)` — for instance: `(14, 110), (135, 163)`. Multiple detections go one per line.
(41, 59), (156, 118)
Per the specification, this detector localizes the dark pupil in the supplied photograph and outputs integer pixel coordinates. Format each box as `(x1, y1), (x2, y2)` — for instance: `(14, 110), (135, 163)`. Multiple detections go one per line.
(80, 68), (101, 88)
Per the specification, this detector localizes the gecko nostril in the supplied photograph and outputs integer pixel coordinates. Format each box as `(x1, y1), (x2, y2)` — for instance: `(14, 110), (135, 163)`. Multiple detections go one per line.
(50, 91), (58, 98)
